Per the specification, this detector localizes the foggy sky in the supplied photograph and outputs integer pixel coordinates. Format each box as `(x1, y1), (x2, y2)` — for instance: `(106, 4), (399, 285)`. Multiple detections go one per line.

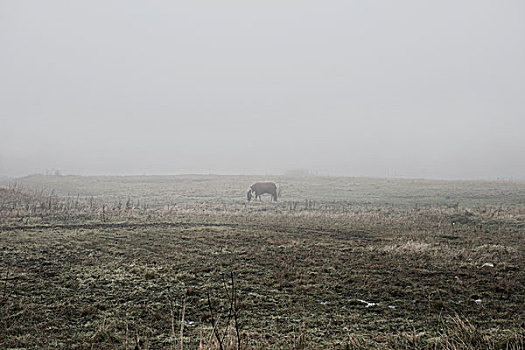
(1, 1), (524, 179)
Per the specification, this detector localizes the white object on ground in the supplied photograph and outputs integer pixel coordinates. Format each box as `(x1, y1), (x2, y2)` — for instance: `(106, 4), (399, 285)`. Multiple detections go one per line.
(356, 299), (379, 308)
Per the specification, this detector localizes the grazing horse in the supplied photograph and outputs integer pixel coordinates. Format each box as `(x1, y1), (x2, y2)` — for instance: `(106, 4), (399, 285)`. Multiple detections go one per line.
(247, 182), (278, 202)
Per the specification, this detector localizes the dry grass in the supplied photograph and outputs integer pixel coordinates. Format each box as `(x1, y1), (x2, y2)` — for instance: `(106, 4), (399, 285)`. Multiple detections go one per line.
(0, 176), (524, 349)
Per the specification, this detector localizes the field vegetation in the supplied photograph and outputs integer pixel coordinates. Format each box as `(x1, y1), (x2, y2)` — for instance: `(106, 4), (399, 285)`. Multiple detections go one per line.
(0, 175), (524, 349)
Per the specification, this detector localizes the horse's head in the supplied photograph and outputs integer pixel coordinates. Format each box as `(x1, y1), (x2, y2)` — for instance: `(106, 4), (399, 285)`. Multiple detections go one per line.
(247, 189), (252, 201)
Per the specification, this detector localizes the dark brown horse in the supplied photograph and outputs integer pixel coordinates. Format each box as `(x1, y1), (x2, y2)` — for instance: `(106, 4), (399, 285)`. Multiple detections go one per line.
(247, 182), (278, 201)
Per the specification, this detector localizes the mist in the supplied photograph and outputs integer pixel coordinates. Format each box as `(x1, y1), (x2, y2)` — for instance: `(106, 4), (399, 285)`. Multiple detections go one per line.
(1, 0), (524, 179)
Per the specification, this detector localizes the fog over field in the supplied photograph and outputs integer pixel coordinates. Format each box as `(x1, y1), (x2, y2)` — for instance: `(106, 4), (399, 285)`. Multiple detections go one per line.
(1, 0), (524, 179)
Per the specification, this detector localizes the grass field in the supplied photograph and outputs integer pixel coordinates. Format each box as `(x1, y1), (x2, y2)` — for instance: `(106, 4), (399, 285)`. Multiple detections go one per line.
(0, 175), (524, 349)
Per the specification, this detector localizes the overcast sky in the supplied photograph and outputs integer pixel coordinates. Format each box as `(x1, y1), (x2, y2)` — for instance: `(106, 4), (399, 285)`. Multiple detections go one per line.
(1, 1), (524, 179)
